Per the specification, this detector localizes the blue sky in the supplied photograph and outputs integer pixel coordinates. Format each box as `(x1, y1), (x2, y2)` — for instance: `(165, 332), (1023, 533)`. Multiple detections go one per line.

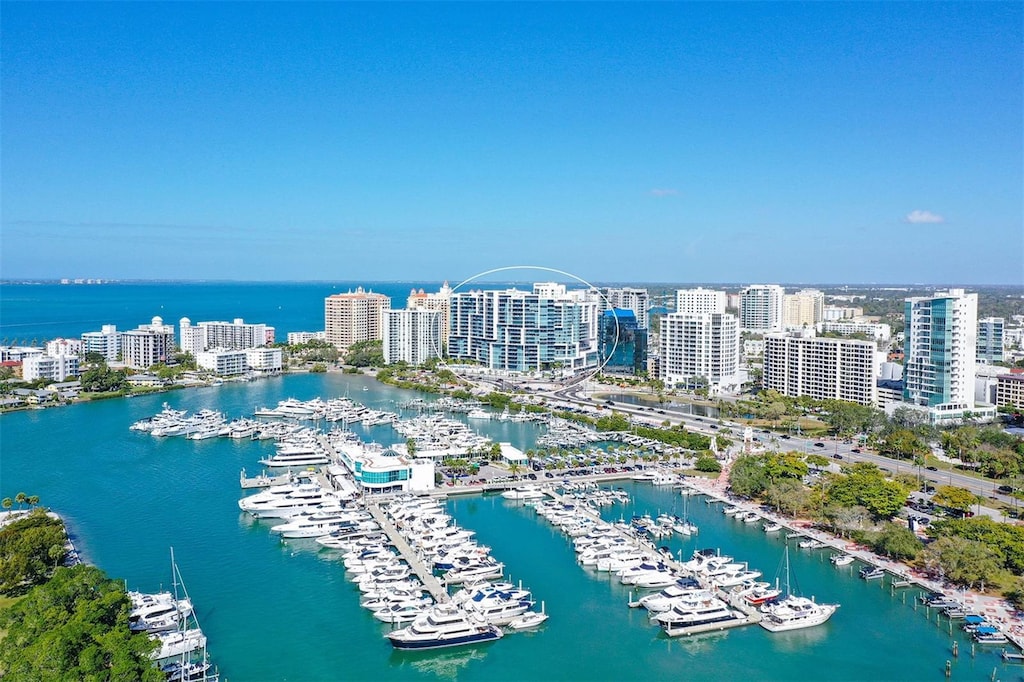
(2, 2), (1021, 284)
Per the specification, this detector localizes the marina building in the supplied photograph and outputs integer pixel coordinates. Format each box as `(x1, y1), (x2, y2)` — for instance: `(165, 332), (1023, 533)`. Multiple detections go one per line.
(977, 317), (1005, 364)
(903, 289), (979, 421)
(383, 309), (443, 366)
(196, 349), (248, 376)
(245, 348), (283, 373)
(407, 282), (453, 344)
(739, 284), (785, 333)
(783, 289), (825, 327)
(324, 287), (391, 351)
(335, 442), (435, 494)
(21, 354), (79, 382)
(179, 318), (271, 356)
(660, 312), (740, 392)
(675, 287), (727, 316)
(594, 287), (650, 328)
(81, 324), (120, 362)
(120, 317), (176, 370)
(599, 309), (647, 374)
(448, 283), (599, 373)
(763, 334), (878, 406)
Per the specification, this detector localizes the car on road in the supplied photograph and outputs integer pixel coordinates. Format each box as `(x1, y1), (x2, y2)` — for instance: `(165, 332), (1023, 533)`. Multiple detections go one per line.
(781, 435), (790, 440)
(997, 485), (1014, 494)
(832, 454), (843, 459)
(710, 425), (718, 429)
(814, 442), (825, 447)
(926, 466), (938, 471)
(851, 448), (861, 453)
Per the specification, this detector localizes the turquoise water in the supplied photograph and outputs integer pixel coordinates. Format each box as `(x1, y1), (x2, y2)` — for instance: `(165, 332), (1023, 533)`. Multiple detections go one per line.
(1, 373), (1016, 680)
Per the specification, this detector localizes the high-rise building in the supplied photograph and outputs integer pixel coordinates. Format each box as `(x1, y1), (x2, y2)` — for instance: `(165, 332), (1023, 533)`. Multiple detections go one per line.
(675, 288), (727, 315)
(763, 334), (877, 405)
(977, 317), (1005, 364)
(81, 324), (120, 362)
(903, 289), (978, 409)
(448, 284), (598, 373)
(383, 309), (443, 366)
(179, 318), (270, 356)
(783, 289), (825, 327)
(599, 309), (647, 374)
(120, 317), (176, 369)
(407, 282), (453, 345)
(660, 312), (740, 391)
(324, 287), (391, 351)
(739, 285), (785, 332)
(595, 287), (650, 329)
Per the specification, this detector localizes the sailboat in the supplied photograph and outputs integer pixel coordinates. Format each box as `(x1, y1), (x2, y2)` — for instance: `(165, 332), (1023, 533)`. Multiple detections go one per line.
(758, 545), (839, 633)
(672, 492), (699, 536)
(152, 548), (219, 681)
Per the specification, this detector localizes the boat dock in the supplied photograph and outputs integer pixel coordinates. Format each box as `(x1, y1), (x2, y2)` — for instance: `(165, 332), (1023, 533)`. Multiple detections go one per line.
(365, 502), (450, 604)
(239, 469), (293, 489)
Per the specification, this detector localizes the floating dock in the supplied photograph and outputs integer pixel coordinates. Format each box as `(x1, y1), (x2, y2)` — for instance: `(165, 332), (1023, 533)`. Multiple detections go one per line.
(239, 469), (292, 489)
(365, 502), (450, 604)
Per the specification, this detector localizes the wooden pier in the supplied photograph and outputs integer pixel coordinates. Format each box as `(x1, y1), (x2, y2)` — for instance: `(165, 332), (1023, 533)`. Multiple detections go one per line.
(239, 469), (293, 489)
(365, 502), (451, 604)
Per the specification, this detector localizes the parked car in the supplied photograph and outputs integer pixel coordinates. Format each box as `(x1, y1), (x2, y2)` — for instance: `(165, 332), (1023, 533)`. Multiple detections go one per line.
(814, 442), (825, 447)
(851, 448), (861, 453)
(926, 466), (938, 471)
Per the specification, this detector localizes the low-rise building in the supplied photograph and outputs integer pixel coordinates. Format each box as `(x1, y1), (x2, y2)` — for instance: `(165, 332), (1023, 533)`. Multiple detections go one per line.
(244, 347), (283, 373)
(287, 331), (326, 345)
(21, 354), (80, 382)
(196, 349), (248, 376)
(335, 442), (435, 494)
(996, 372), (1024, 408)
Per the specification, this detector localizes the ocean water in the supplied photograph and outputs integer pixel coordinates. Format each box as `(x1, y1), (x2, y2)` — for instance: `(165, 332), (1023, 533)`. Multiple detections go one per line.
(0, 373), (1015, 681)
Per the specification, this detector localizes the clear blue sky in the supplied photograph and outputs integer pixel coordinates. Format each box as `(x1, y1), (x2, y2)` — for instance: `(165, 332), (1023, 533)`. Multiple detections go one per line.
(2, 2), (1021, 284)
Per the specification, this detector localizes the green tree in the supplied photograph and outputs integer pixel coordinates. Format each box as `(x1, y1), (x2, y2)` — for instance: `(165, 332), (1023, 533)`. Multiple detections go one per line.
(920, 535), (1004, 590)
(344, 340), (384, 367)
(763, 479), (810, 516)
(1, 497), (11, 512)
(728, 454), (768, 497)
(872, 522), (923, 560)
(0, 564), (163, 680)
(932, 485), (980, 517)
(406, 438), (417, 457)
(694, 455), (722, 473)
(0, 508), (68, 594)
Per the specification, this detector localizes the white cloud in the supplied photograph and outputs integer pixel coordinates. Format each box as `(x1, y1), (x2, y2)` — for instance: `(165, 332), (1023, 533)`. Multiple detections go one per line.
(649, 188), (678, 197)
(905, 210), (944, 224)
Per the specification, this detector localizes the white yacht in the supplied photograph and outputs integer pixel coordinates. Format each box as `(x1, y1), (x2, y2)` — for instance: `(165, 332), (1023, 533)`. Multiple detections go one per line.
(501, 486), (547, 501)
(759, 596), (838, 632)
(830, 553), (855, 567)
(651, 597), (746, 636)
(151, 628), (207, 660)
(271, 513), (375, 539)
(466, 408), (492, 420)
(386, 604), (503, 650)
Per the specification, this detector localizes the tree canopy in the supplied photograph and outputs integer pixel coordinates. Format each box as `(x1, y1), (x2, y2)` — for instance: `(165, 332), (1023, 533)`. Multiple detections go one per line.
(826, 462), (909, 519)
(0, 509), (67, 595)
(0, 564), (162, 681)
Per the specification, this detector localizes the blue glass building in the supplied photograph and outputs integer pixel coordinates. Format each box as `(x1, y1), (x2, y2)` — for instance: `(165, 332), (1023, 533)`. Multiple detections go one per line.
(599, 309), (647, 374)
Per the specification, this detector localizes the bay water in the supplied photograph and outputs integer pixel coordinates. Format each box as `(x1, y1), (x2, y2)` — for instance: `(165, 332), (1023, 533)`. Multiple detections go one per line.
(0, 372), (1014, 680)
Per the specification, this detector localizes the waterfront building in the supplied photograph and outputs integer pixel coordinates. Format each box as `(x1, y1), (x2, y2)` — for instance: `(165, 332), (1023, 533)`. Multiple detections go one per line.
(675, 287), (726, 315)
(448, 283), (599, 373)
(903, 289), (978, 419)
(996, 372), (1024, 408)
(287, 331), (327, 345)
(977, 317), (1005, 364)
(335, 442), (435, 493)
(244, 348), (283, 373)
(382, 309), (442, 366)
(599, 309), (647, 374)
(783, 289), (825, 327)
(763, 333), (878, 406)
(818, 320), (892, 342)
(45, 338), (83, 357)
(120, 317), (176, 370)
(324, 287), (391, 351)
(407, 282), (453, 343)
(660, 312), (740, 392)
(739, 284), (785, 333)
(21, 354), (79, 382)
(180, 318), (271, 356)
(0, 346), (43, 363)
(196, 349), (248, 376)
(594, 287), (650, 328)
(81, 324), (120, 362)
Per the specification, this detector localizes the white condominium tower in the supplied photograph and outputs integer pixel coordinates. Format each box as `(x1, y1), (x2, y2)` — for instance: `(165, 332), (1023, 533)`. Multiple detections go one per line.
(763, 334), (877, 406)
(407, 282), (453, 344)
(659, 312), (740, 391)
(448, 283), (598, 373)
(120, 316), (176, 369)
(675, 287), (727, 315)
(903, 289), (978, 409)
(739, 284), (785, 332)
(324, 287), (391, 351)
(383, 309), (443, 366)
(179, 318), (270, 356)
(783, 289), (825, 327)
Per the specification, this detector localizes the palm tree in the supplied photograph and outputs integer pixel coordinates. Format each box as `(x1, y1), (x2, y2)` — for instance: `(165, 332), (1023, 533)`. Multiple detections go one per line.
(509, 462), (523, 481)
(1, 497), (11, 512)
(27, 495), (40, 508)
(15, 492), (27, 510)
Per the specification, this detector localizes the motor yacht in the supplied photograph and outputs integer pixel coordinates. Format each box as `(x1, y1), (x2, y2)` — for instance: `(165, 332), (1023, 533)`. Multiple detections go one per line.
(386, 604), (503, 650)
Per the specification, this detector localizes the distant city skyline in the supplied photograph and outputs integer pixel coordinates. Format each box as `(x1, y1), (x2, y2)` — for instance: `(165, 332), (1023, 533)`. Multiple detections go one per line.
(2, 2), (1021, 284)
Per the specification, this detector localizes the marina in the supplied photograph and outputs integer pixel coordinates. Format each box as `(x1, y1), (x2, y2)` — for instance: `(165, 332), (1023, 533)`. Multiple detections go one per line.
(4, 372), (1023, 680)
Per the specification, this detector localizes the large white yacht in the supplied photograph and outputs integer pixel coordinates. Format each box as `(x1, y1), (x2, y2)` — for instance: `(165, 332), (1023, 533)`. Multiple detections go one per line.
(501, 485), (547, 501)
(651, 597), (746, 637)
(386, 604), (503, 650)
(759, 596), (838, 632)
